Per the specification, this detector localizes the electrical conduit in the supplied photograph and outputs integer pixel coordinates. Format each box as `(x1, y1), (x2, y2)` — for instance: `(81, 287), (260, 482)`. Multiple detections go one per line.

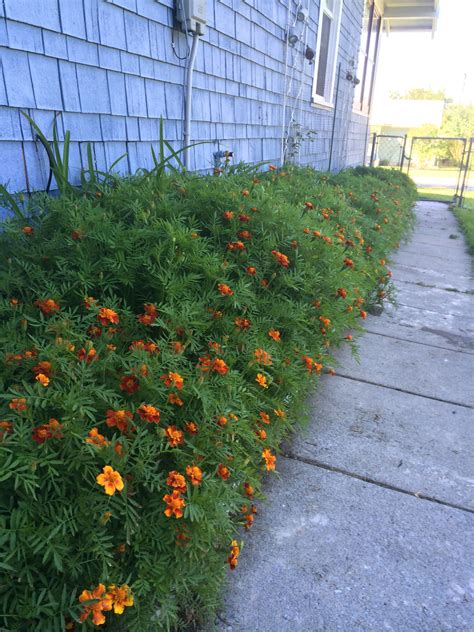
(183, 33), (200, 170)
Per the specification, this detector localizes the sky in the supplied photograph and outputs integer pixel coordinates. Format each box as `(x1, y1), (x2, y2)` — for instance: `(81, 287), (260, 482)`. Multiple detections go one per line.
(373, 0), (474, 105)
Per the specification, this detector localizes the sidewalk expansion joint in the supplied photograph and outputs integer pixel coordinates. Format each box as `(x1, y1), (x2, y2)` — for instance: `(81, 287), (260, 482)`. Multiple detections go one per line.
(395, 278), (474, 295)
(363, 328), (474, 355)
(394, 301), (474, 321)
(282, 452), (474, 515)
(335, 373), (474, 410)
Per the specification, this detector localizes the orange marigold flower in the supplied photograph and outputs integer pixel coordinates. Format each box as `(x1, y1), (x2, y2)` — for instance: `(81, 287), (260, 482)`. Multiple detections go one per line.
(106, 409), (133, 433)
(197, 355), (212, 372)
(77, 347), (97, 363)
(185, 421), (198, 434)
(85, 427), (109, 448)
(107, 584), (134, 615)
(271, 249), (290, 268)
(84, 296), (97, 310)
(35, 298), (60, 316)
(35, 373), (50, 387)
(107, 344), (116, 352)
(217, 415), (228, 427)
(262, 448), (276, 471)
(0, 420), (13, 440)
(246, 266), (257, 275)
(119, 374), (139, 394)
(32, 361), (52, 377)
(238, 230), (252, 240)
(163, 490), (185, 518)
(223, 210), (234, 220)
(10, 297), (20, 306)
(137, 404), (161, 424)
(97, 307), (119, 327)
(96, 465), (124, 496)
(208, 340), (221, 353)
(256, 373), (268, 388)
(304, 201), (314, 209)
(217, 283), (234, 296)
(164, 425), (184, 448)
(137, 303), (158, 325)
(114, 442), (124, 456)
(259, 411), (270, 424)
(161, 371), (184, 390)
(227, 240), (246, 252)
(22, 226), (34, 235)
(244, 514), (254, 529)
(268, 329), (281, 342)
(87, 325), (102, 338)
(345, 334), (353, 341)
(9, 398), (27, 412)
(337, 288), (347, 299)
(319, 316), (331, 328)
(228, 540), (240, 570)
(168, 393), (184, 406)
(244, 482), (254, 498)
(212, 358), (229, 375)
(166, 470), (186, 492)
(217, 464), (230, 480)
(274, 408), (286, 418)
(241, 189), (250, 197)
(268, 164), (277, 171)
(186, 465), (203, 486)
(302, 355), (322, 374)
(32, 418), (63, 444)
(235, 317), (251, 330)
(79, 584), (113, 626)
(343, 258), (354, 267)
(256, 428), (267, 440)
(360, 310), (367, 319)
(260, 278), (269, 288)
(254, 348), (272, 365)
(171, 341), (184, 353)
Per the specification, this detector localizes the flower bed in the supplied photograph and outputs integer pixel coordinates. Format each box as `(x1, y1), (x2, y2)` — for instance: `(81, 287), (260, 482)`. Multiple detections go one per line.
(0, 165), (416, 630)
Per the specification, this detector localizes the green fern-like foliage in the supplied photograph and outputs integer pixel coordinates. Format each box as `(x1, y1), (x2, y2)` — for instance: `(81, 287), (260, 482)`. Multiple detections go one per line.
(0, 165), (416, 630)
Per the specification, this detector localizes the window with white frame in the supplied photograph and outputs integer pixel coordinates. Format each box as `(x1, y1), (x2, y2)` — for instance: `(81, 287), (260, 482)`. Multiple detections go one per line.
(312, 0), (343, 106)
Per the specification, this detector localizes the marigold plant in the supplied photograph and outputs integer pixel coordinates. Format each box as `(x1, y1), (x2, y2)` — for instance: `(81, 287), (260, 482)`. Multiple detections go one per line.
(0, 163), (415, 629)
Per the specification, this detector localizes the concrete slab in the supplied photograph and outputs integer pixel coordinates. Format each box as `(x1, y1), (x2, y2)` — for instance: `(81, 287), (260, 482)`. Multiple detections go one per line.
(391, 264), (473, 294)
(214, 458), (474, 632)
(335, 331), (474, 407)
(391, 251), (471, 276)
(396, 241), (472, 263)
(394, 283), (474, 319)
(291, 375), (474, 509)
(363, 316), (474, 355)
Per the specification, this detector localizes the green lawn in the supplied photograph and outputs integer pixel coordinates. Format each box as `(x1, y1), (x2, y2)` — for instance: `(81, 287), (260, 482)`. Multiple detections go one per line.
(453, 206), (474, 253)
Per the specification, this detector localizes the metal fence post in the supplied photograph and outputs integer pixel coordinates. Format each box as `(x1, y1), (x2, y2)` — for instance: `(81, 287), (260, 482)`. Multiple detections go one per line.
(369, 133), (377, 166)
(400, 134), (408, 171)
(459, 137), (473, 208)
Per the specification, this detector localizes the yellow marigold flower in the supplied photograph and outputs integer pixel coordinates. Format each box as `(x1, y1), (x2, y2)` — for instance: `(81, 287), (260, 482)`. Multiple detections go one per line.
(256, 373), (268, 388)
(106, 584), (134, 615)
(96, 465), (124, 496)
(35, 373), (50, 387)
(274, 408), (286, 418)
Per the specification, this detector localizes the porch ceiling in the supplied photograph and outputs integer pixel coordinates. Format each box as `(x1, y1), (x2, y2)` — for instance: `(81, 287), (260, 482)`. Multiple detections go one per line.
(379, 0), (439, 33)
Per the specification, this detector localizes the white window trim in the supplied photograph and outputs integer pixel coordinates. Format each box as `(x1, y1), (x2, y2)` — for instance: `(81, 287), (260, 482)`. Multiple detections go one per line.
(312, 0), (343, 108)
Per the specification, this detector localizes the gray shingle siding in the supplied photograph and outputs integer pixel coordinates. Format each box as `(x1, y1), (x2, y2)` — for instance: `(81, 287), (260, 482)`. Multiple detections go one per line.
(0, 0), (368, 197)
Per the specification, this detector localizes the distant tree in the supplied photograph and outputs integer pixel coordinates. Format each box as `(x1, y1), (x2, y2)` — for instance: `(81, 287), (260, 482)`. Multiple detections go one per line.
(391, 87), (447, 100)
(439, 104), (474, 164)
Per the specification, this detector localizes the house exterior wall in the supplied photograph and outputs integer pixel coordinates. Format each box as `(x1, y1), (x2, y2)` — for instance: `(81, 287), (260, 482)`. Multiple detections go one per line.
(0, 0), (367, 197)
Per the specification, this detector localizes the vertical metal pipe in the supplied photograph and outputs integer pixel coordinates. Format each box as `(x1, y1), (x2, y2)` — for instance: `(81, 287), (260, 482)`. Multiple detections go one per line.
(328, 62), (341, 172)
(459, 137), (473, 207)
(400, 134), (407, 171)
(369, 132), (377, 166)
(455, 138), (467, 200)
(183, 33), (200, 170)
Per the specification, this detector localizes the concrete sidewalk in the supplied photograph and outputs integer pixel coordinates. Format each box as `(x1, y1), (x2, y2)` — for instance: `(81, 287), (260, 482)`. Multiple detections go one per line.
(212, 202), (474, 632)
